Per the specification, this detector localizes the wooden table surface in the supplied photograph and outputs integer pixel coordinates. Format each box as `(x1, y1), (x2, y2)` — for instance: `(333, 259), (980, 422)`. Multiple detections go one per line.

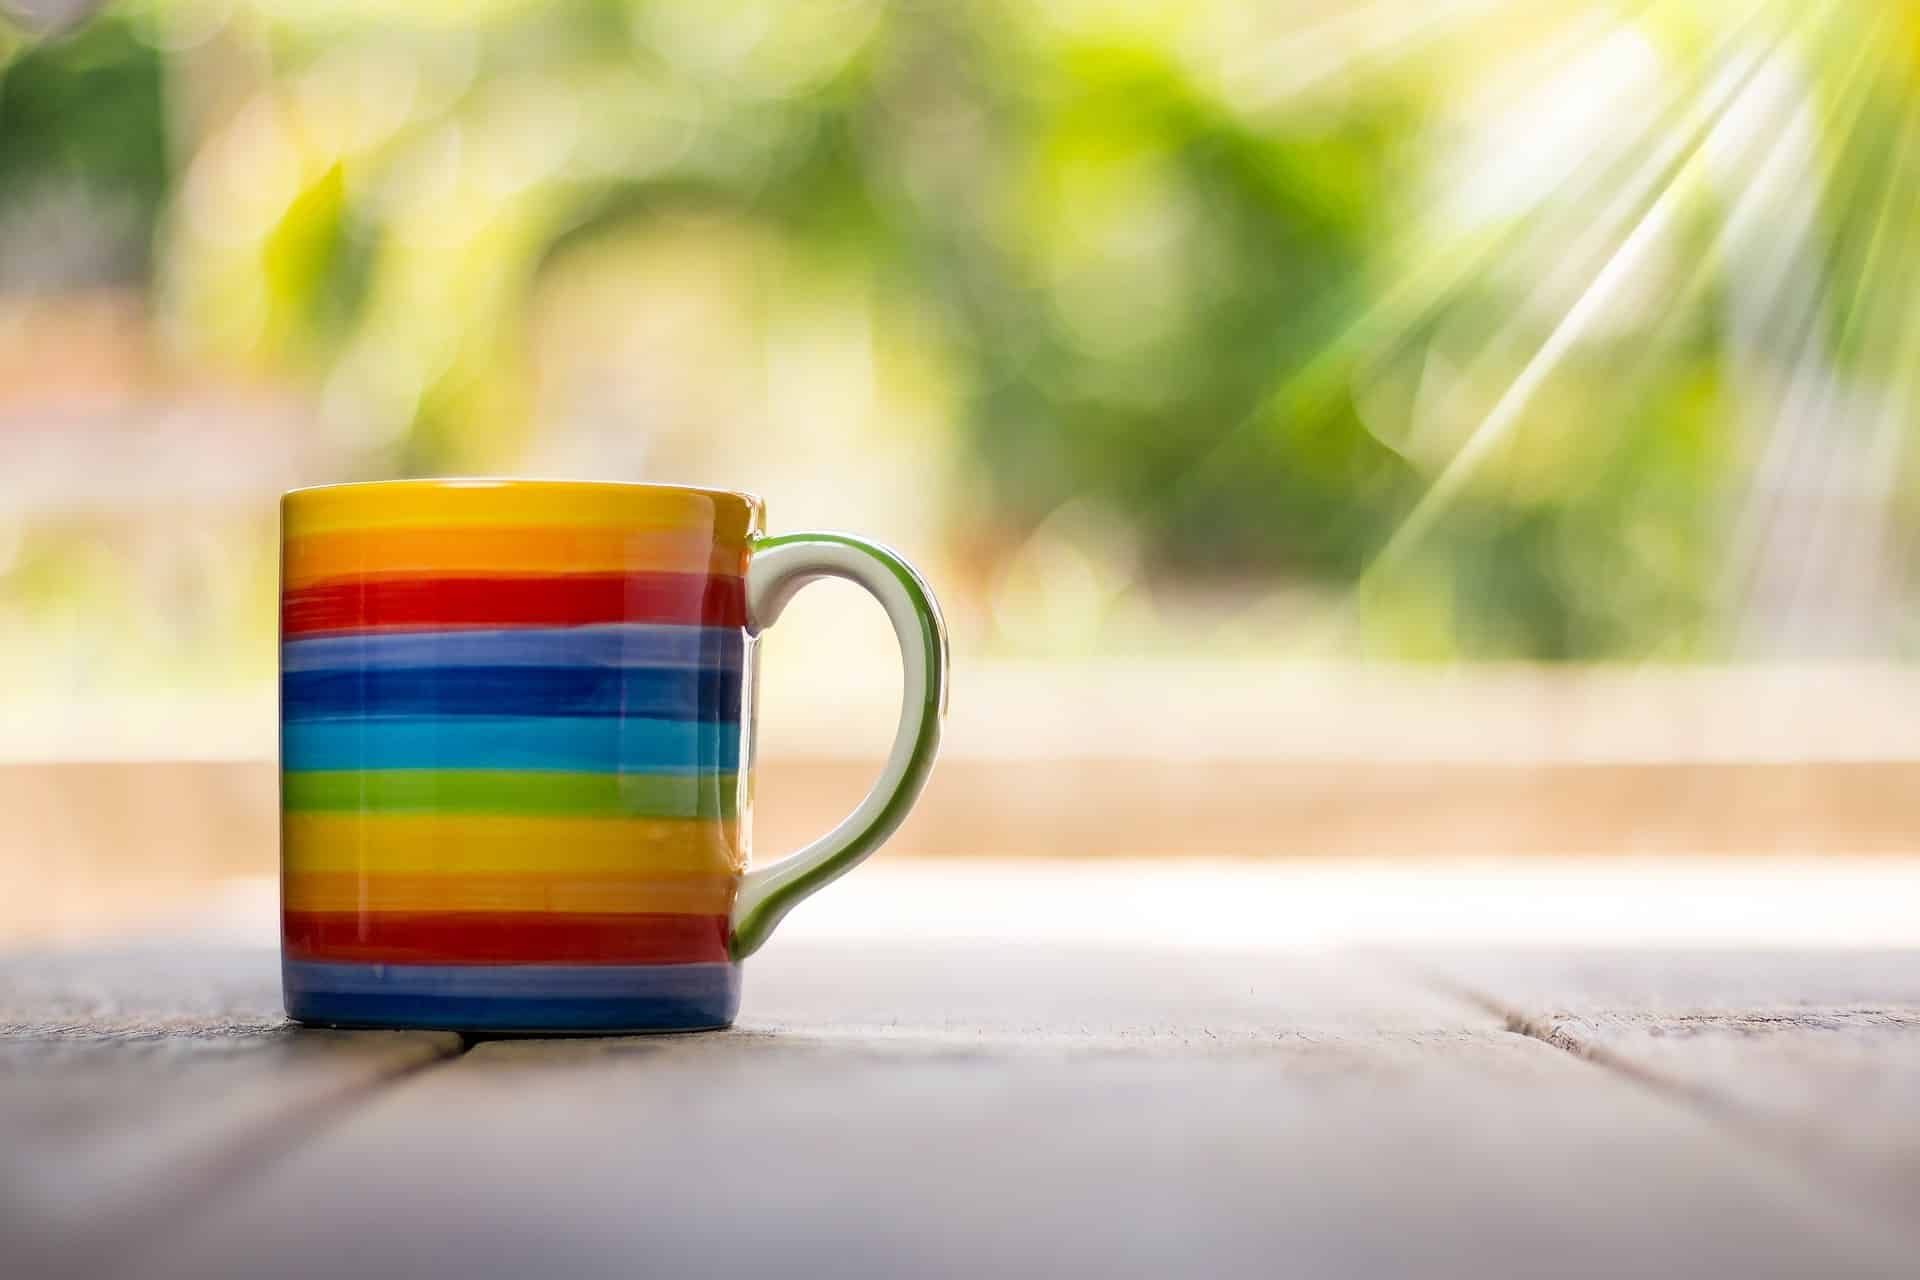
(5, 931), (1919, 1279)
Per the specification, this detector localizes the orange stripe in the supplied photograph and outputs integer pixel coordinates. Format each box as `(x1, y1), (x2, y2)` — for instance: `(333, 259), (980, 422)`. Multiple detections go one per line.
(284, 870), (738, 915)
(284, 526), (747, 589)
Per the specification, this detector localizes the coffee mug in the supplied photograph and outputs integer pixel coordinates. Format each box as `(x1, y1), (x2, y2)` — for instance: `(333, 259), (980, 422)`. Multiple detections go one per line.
(279, 479), (946, 1032)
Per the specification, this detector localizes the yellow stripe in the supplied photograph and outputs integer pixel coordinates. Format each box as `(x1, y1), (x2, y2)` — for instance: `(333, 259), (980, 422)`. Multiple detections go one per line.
(284, 526), (747, 588)
(283, 480), (764, 541)
(283, 869), (738, 914)
(283, 813), (744, 877)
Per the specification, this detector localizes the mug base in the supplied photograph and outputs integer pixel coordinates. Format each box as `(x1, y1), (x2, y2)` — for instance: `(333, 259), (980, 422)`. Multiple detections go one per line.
(290, 1017), (738, 1037)
(283, 958), (742, 1035)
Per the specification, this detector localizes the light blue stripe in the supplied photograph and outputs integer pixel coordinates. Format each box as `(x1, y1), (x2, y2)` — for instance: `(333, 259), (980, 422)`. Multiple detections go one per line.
(282, 715), (740, 773)
(281, 624), (745, 673)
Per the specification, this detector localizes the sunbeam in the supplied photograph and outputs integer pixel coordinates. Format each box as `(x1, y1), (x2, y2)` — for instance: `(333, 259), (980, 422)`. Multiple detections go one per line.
(1288, 0), (1920, 667)
(1346, 5), (1816, 596)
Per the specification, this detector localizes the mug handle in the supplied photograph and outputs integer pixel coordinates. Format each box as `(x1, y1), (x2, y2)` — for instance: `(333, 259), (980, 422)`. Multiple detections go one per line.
(728, 532), (949, 959)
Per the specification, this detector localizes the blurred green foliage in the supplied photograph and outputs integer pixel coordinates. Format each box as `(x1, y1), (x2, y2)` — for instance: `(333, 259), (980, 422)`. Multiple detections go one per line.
(1, 1), (1914, 663)
(0, 13), (166, 282)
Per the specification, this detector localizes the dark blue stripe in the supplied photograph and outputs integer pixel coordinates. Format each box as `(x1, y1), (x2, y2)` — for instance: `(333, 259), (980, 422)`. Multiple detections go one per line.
(282, 716), (739, 773)
(282, 665), (742, 721)
(284, 959), (740, 1032)
(281, 624), (745, 673)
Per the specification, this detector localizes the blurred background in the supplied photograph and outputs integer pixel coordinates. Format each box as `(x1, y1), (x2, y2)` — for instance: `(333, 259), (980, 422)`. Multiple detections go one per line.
(4, 0), (1919, 945)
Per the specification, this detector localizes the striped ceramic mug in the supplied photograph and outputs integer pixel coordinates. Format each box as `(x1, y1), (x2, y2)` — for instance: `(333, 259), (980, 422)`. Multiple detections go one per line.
(279, 479), (947, 1032)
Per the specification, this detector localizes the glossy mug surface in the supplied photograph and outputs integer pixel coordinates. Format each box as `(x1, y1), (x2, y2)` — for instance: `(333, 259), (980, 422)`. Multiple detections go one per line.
(280, 480), (946, 1033)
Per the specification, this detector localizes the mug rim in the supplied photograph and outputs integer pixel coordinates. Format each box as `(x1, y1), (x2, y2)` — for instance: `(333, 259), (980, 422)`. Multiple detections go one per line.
(284, 477), (762, 506)
(282, 477), (766, 541)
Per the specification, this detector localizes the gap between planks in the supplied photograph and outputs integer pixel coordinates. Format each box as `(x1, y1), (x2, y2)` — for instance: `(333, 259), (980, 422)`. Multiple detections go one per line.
(1405, 961), (1920, 1247)
(77, 1035), (472, 1280)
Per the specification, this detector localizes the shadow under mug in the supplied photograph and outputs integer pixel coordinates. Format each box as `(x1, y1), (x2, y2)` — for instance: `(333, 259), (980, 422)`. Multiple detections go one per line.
(279, 479), (946, 1033)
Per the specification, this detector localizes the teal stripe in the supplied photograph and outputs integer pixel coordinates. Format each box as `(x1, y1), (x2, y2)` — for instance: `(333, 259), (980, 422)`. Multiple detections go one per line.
(283, 716), (740, 774)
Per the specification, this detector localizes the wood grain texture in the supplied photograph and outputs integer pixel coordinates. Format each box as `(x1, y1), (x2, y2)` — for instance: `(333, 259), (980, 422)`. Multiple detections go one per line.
(136, 942), (1911, 1280)
(0, 947), (458, 1280)
(1413, 949), (1920, 1236)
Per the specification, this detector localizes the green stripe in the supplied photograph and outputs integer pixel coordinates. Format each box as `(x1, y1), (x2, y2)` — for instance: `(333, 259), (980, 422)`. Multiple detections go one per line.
(728, 532), (947, 959)
(283, 770), (741, 820)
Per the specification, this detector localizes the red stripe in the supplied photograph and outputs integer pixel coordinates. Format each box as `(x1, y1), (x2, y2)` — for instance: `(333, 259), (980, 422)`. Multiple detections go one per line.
(282, 573), (747, 635)
(283, 911), (731, 964)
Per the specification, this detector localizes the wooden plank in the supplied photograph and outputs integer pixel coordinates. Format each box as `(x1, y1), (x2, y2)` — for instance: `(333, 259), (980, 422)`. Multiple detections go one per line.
(139, 941), (1909, 1279)
(1414, 949), (1920, 1234)
(0, 947), (459, 1280)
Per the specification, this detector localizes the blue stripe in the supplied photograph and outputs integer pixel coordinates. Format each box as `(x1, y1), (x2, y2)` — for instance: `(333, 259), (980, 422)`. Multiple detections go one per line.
(282, 716), (740, 773)
(284, 959), (740, 1032)
(282, 665), (742, 722)
(281, 624), (745, 673)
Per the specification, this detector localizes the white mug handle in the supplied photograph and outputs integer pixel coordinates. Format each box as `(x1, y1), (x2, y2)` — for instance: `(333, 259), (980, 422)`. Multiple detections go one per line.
(728, 532), (949, 959)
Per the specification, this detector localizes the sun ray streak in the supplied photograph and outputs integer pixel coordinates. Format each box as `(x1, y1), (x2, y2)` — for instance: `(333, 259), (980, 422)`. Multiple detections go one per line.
(1164, 0), (1788, 517)
(1341, 3), (1839, 601)
(1397, 33), (1782, 467)
(1351, 170), (1697, 591)
(1829, 90), (1920, 652)
(1711, 8), (1904, 652)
